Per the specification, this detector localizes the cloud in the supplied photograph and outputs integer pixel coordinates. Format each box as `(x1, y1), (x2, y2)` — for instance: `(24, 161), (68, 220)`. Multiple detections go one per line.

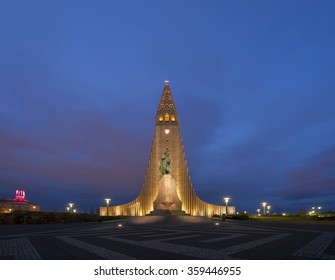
(277, 146), (335, 200)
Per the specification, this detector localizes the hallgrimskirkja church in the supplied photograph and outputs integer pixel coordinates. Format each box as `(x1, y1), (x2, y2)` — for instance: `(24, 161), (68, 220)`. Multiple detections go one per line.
(100, 82), (235, 217)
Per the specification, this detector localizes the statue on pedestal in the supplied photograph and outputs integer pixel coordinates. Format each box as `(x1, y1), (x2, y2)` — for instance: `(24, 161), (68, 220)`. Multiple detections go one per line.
(153, 150), (182, 212)
(159, 151), (171, 175)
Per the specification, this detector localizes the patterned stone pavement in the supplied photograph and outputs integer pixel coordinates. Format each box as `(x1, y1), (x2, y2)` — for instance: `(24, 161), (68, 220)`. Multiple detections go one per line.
(0, 220), (334, 260)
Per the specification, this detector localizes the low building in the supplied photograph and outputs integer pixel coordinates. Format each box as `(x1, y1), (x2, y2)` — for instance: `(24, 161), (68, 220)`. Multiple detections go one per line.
(0, 190), (41, 213)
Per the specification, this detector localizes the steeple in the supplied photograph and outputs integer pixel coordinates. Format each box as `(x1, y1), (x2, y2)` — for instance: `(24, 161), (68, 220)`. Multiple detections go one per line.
(156, 81), (178, 125)
(100, 82), (235, 217)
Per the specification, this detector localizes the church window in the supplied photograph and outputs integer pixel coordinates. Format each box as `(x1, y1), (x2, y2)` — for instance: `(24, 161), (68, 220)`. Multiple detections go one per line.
(165, 113), (169, 121)
(159, 116), (163, 122)
(171, 115), (175, 122)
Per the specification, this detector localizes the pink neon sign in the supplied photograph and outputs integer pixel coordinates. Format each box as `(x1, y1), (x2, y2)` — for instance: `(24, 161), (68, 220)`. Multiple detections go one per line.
(15, 190), (26, 201)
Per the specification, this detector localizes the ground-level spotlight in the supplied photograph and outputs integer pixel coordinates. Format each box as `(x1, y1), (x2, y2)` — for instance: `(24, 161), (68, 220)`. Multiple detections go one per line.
(214, 222), (220, 226)
(117, 224), (123, 228)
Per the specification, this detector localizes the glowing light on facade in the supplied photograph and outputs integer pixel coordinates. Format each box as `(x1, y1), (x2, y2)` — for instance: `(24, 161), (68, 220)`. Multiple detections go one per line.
(15, 190), (26, 201)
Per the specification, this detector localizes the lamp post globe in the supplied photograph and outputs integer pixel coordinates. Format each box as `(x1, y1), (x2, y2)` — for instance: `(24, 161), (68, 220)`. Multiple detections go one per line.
(105, 198), (111, 216)
(223, 197), (230, 215)
(68, 203), (74, 213)
(261, 202), (267, 215)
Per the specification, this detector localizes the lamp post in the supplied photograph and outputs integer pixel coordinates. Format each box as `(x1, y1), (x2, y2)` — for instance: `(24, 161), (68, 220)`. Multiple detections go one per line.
(69, 203), (74, 213)
(257, 209), (260, 216)
(262, 202), (267, 215)
(267, 205), (271, 215)
(105, 198), (111, 216)
(223, 197), (230, 215)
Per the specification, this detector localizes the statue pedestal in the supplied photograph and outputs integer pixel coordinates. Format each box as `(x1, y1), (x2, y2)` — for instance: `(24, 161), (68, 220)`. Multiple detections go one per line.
(153, 174), (182, 212)
(148, 209), (186, 216)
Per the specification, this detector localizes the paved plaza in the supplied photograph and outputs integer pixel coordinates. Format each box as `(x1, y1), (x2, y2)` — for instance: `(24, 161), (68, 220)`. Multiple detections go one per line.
(0, 220), (334, 260)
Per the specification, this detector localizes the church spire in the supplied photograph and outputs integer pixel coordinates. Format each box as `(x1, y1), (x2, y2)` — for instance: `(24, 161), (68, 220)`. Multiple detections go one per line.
(156, 81), (178, 125)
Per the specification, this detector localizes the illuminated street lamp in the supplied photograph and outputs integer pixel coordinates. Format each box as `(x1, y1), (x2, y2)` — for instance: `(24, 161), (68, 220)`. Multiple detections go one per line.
(267, 205), (271, 215)
(105, 198), (111, 216)
(223, 197), (230, 215)
(262, 202), (267, 215)
(69, 203), (74, 213)
(257, 209), (260, 216)
(73, 209), (77, 213)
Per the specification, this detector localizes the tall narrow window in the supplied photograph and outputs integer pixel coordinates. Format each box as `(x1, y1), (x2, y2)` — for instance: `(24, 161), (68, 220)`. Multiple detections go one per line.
(159, 116), (163, 122)
(165, 113), (169, 121)
(171, 115), (175, 122)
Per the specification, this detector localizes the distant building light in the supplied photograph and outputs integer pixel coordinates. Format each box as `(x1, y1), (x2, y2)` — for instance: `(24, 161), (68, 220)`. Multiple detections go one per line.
(15, 190), (26, 201)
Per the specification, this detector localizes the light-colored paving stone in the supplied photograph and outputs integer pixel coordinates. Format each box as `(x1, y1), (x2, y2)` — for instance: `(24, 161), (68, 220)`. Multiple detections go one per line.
(101, 232), (291, 259)
(293, 232), (335, 260)
(219, 233), (291, 256)
(201, 234), (246, 243)
(56, 236), (135, 260)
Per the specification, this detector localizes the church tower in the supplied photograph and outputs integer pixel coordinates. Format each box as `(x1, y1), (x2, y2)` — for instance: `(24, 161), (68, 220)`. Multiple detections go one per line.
(100, 82), (235, 217)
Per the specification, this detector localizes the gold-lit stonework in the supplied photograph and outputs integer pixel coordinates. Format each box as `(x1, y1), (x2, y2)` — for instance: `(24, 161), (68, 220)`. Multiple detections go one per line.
(100, 83), (235, 217)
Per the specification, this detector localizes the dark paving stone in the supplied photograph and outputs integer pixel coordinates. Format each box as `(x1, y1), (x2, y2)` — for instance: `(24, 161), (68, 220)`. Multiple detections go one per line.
(75, 235), (202, 260)
(29, 236), (105, 260)
(230, 231), (320, 260)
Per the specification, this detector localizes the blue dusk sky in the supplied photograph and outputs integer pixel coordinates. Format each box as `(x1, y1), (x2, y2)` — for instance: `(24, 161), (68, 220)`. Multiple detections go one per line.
(0, 1), (334, 213)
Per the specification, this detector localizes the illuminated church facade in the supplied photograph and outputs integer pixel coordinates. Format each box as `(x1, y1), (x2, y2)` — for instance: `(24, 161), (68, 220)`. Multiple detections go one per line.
(100, 82), (235, 217)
